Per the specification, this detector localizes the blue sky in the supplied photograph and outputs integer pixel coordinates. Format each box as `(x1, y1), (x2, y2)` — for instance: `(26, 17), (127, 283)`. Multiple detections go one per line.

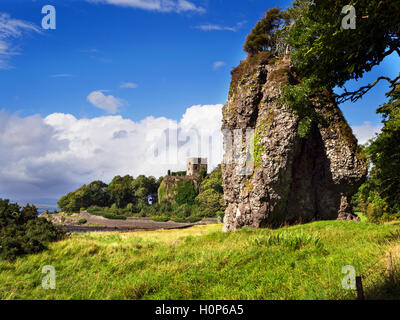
(0, 0), (398, 204)
(1, 0), (397, 123)
(1, 0), (294, 120)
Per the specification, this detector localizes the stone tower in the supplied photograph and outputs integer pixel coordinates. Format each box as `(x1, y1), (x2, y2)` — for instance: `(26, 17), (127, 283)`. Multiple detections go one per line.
(187, 158), (207, 176)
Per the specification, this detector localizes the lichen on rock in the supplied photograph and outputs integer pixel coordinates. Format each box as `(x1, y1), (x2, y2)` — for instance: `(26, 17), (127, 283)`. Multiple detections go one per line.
(222, 55), (368, 231)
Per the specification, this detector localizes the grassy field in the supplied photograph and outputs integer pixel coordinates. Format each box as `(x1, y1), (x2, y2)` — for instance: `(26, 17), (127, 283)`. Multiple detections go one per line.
(2, 220), (400, 300)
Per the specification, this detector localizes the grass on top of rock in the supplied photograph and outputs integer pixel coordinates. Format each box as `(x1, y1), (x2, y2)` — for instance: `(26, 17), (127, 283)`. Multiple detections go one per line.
(2, 220), (400, 299)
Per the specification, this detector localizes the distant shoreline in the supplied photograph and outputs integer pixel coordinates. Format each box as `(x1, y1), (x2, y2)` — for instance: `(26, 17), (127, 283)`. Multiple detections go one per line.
(44, 211), (219, 233)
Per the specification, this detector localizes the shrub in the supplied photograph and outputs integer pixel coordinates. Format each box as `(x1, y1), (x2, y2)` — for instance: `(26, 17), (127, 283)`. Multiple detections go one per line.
(159, 201), (172, 214)
(139, 205), (157, 217)
(0, 199), (65, 261)
(151, 216), (170, 222)
(216, 211), (225, 221)
(172, 204), (193, 218)
(196, 189), (223, 217)
(125, 203), (134, 212)
(186, 216), (202, 223)
(103, 213), (127, 220)
(175, 180), (197, 206)
(78, 218), (87, 224)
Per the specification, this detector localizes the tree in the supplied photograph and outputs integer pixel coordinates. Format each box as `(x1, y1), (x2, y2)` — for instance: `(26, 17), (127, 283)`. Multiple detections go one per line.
(0, 199), (65, 260)
(107, 175), (135, 208)
(131, 175), (159, 203)
(196, 189), (224, 217)
(365, 82), (400, 214)
(86, 180), (108, 207)
(285, 0), (400, 105)
(199, 165), (223, 193)
(175, 180), (197, 206)
(244, 8), (288, 55)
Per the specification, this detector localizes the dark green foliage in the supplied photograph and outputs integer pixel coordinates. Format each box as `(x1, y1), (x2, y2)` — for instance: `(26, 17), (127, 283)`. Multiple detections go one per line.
(284, 0), (400, 109)
(151, 216), (170, 222)
(59, 166), (224, 221)
(355, 82), (400, 222)
(169, 171), (187, 176)
(58, 175), (161, 213)
(172, 204), (193, 219)
(175, 180), (197, 206)
(366, 83), (400, 213)
(78, 218), (87, 224)
(196, 165), (225, 217)
(0, 199), (65, 261)
(244, 8), (288, 55)
(86, 207), (127, 220)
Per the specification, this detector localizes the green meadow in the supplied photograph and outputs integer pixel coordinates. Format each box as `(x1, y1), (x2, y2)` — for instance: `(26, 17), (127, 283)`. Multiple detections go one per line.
(2, 220), (400, 300)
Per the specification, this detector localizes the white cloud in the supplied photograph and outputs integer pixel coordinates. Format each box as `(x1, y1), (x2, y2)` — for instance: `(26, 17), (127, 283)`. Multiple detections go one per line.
(120, 82), (138, 88)
(1, 105), (381, 202)
(213, 61), (226, 70)
(195, 21), (246, 32)
(351, 121), (382, 145)
(51, 74), (73, 78)
(0, 104), (223, 201)
(0, 13), (41, 69)
(87, 0), (205, 13)
(87, 90), (126, 114)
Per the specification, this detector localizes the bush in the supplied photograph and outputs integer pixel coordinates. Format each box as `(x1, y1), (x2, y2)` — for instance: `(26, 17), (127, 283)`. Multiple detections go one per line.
(0, 199), (65, 261)
(78, 218), (87, 224)
(186, 216), (202, 223)
(216, 211), (225, 220)
(196, 189), (224, 217)
(103, 213), (127, 220)
(87, 208), (127, 220)
(151, 216), (170, 222)
(159, 201), (172, 214)
(139, 205), (157, 217)
(175, 180), (197, 206)
(172, 204), (193, 218)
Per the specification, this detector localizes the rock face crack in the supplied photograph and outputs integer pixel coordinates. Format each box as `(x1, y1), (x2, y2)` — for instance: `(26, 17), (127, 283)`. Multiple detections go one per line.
(222, 59), (368, 231)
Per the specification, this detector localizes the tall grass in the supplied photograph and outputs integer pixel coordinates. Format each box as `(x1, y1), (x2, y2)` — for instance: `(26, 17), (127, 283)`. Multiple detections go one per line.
(1, 220), (400, 300)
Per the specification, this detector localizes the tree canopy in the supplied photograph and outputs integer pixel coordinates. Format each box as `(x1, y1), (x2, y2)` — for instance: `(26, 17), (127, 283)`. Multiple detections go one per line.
(285, 0), (400, 104)
(362, 82), (400, 216)
(58, 174), (161, 212)
(0, 199), (65, 260)
(244, 8), (289, 56)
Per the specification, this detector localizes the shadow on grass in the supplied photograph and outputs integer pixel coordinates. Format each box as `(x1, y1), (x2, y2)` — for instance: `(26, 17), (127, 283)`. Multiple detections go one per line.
(365, 276), (400, 299)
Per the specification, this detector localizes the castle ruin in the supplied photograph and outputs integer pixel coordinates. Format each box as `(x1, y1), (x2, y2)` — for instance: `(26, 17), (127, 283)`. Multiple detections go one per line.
(187, 158), (207, 176)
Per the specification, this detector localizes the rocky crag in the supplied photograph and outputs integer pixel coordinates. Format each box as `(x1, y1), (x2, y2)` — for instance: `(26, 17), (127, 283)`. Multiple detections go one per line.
(222, 53), (368, 231)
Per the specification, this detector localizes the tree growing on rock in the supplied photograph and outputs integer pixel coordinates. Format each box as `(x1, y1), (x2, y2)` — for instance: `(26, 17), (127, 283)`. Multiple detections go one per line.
(244, 8), (289, 56)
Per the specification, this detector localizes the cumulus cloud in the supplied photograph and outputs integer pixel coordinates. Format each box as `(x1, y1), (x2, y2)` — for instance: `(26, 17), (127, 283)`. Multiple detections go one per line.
(0, 13), (40, 68)
(87, 0), (205, 13)
(87, 90), (126, 114)
(352, 121), (382, 145)
(0, 105), (223, 202)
